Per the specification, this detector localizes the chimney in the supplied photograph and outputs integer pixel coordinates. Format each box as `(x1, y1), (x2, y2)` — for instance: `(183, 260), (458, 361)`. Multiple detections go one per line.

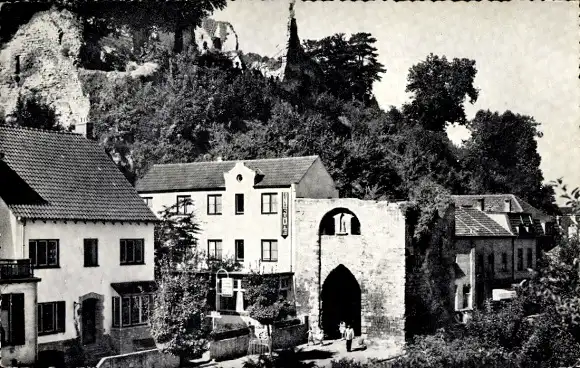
(504, 199), (512, 213)
(477, 198), (485, 211)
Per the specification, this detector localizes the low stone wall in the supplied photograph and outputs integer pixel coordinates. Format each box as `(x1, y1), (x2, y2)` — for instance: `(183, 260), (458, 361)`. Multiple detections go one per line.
(210, 323), (307, 361)
(110, 325), (152, 354)
(272, 324), (307, 350)
(96, 349), (179, 368)
(210, 334), (250, 361)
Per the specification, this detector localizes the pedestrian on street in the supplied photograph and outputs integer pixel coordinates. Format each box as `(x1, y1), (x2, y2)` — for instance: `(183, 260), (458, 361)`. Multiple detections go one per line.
(339, 321), (346, 340)
(307, 326), (315, 346)
(345, 325), (354, 352)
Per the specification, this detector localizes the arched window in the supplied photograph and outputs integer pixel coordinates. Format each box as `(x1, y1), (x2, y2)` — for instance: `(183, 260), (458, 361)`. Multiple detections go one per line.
(319, 208), (361, 236)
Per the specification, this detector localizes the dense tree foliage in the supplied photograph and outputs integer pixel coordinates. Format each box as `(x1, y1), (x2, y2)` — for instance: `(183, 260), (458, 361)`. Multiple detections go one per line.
(2, 94), (64, 131)
(463, 110), (557, 213)
(150, 200), (212, 364)
(403, 54), (479, 131)
(303, 32), (386, 105)
(243, 272), (296, 337)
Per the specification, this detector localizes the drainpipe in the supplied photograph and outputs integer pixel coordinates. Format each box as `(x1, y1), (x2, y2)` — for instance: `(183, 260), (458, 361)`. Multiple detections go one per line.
(318, 231), (322, 329)
(19, 217), (26, 259)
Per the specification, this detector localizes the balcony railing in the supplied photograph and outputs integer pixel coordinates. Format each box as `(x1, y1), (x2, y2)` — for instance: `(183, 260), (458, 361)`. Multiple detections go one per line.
(0, 259), (34, 280)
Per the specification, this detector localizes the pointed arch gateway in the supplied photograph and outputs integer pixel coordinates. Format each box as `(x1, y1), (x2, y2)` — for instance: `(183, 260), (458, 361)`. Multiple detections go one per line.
(321, 264), (362, 338)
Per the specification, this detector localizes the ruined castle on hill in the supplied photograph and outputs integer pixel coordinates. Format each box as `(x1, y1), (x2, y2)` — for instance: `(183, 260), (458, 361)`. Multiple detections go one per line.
(0, 0), (304, 134)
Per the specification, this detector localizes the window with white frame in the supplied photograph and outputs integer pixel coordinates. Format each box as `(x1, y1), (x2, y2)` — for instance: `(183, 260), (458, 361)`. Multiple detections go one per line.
(261, 240), (278, 262)
(207, 194), (222, 215)
(112, 294), (153, 328)
(208, 240), (223, 260)
(261, 193), (278, 214)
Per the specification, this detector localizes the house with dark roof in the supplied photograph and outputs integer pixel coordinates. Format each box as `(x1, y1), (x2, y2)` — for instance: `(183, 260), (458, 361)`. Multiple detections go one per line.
(452, 195), (556, 319)
(136, 156), (338, 316)
(0, 125), (158, 365)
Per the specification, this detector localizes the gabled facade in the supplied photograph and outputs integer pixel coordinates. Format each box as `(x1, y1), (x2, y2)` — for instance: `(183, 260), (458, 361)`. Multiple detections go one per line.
(136, 156), (338, 316)
(452, 195), (554, 317)
(0, 126), (158, 365)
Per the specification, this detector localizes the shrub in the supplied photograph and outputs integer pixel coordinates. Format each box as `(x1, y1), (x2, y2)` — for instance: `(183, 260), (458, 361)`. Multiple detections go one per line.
(210, 327), (250, 341)
(273, 318), (301, 328)
(331, 358), (368, 368)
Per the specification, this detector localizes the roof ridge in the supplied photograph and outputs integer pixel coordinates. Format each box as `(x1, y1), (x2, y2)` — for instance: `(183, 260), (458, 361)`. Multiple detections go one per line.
(153, 155), (319, 167)
(0, 124), (82, 136)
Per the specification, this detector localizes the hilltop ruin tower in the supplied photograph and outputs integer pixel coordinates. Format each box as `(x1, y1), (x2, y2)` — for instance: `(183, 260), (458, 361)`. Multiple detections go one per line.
(279, 0), (320, 93)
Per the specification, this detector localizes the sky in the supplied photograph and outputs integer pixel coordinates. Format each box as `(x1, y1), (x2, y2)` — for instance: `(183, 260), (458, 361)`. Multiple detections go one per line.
(213, 1), (580, 202)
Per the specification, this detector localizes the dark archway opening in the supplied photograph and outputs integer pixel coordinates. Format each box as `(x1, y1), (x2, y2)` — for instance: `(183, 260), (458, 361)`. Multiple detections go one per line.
(321, 265), (361, 338)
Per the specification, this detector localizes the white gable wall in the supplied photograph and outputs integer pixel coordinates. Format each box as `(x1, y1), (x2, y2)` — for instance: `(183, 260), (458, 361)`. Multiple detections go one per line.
(22, 220), (155, 344)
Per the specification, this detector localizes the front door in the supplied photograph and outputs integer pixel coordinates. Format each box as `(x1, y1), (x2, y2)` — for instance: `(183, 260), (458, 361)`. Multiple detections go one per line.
(81, 299), (97, 345)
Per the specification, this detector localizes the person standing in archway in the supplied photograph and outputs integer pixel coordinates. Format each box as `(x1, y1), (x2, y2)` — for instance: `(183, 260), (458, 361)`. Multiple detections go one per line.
(345, 325), (355, 352)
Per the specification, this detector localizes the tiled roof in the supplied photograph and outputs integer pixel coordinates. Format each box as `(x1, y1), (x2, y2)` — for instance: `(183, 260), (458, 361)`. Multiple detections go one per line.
(455, 207), (515, 237)
(453, 194), (548, 219)
(0, 125), (157, 222)
(508, 214), (545, 236)
(136, 156), (320, 193)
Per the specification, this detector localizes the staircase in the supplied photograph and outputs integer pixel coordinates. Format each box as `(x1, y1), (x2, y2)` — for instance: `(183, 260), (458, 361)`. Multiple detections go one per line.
(82, 341), (115, 367)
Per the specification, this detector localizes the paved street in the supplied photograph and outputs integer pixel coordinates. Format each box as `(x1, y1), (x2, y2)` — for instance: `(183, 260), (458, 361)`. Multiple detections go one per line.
(209, 339), (404, 368)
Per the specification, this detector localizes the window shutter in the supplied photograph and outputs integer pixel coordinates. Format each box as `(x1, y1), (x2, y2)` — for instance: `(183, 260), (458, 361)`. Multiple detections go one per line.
(112, 297), (120, 327)
(11, 294), (25, 345)
(57, 301), (66, 333)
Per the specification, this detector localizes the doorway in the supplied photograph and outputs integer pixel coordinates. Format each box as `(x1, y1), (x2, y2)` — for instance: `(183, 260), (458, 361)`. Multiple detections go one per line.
(81, 298), (97, 345)
(321, 265), (361, 338)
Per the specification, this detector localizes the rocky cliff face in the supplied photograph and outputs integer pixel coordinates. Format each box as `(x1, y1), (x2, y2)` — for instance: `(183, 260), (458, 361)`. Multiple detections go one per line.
(0, 8), (90, 128)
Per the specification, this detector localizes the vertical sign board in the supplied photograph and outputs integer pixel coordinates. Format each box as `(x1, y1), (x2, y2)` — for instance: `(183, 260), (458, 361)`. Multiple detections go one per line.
(221, 278), (234, 297)
(281, 192), (289, 238)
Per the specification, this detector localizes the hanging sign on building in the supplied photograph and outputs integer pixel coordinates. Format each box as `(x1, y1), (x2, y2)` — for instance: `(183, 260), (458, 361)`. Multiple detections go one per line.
(221, 278), (234, 297)
(281, 192), (289, 238)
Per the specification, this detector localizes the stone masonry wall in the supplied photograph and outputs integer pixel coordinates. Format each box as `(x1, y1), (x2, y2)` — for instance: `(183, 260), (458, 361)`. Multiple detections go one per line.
(0, 8), (91, 127)
(293, 198), (406, 344)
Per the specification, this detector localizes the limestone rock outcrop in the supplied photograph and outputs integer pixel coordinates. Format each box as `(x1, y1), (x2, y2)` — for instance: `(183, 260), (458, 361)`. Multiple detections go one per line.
(0, 8), (90, 128)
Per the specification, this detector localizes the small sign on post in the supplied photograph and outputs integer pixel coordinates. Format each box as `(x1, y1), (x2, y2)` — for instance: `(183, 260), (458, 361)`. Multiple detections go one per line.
(210, 311), (221, 319)
(221, 277), (234, 297)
